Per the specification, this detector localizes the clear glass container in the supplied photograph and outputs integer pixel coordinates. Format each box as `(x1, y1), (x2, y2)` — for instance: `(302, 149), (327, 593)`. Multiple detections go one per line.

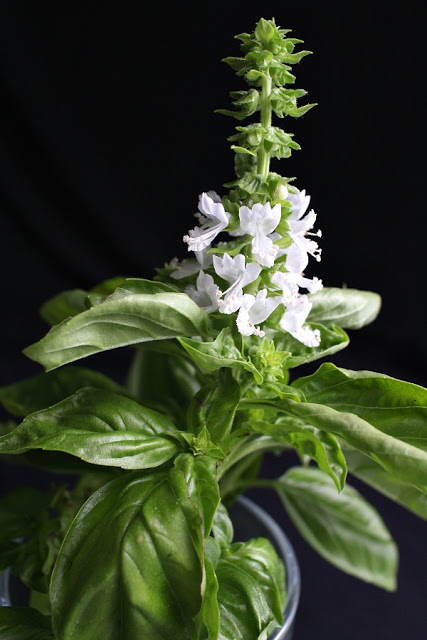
(230, 496), (300, 640)
(0, 496), (300, 639)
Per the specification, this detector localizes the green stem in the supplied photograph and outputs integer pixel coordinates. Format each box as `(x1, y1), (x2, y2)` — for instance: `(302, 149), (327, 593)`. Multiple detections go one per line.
(257, 72), (272, 181)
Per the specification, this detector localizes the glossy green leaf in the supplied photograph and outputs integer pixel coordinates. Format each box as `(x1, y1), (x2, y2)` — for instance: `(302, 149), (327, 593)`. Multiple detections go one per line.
(269, 322), (349, 368)
(345, 447), (427, 520)
(211, 503), (234, 550)
(308, 287), (381, 329)
(187, 369), (241, 442)
(201, 557), (220, 639)
(174, 454), (220, 536)
(0, 388), (180, 469)
(275, 397), (427, 488)
(24, 279), (210, 371)
(252, 418), (347, 491)
(0, 607), (53, 640)
(276, 467), (398, 590)
(179, 329), (263, 383)
(215, 538), (285, 639)
(292, 363), (427, 451)
(0, 366), (124, 417)
(50, 470), (204, 640)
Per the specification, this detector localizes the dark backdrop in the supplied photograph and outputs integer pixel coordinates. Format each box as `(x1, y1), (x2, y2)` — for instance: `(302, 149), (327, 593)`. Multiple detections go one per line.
(0, 2), (425, 639)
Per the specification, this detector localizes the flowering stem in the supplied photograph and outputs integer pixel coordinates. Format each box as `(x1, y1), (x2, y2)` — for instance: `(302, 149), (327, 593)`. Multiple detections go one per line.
(257, 72), (272, 181)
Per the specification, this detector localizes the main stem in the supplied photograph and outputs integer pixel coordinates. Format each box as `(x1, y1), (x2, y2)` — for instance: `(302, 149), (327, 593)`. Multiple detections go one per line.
(257, 72), (272, 181)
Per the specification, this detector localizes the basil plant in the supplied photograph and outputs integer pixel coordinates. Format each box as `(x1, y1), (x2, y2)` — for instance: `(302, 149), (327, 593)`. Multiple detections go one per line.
(0, 18), (426, 640)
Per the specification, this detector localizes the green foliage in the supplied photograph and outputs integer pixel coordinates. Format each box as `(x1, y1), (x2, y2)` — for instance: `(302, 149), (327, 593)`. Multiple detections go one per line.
(276, 467), (398, 590)
(24, 279), (210, 371)
(50, 471), (204, 640)
(0, 607), (54, 639)
(0, 16), (426, 640)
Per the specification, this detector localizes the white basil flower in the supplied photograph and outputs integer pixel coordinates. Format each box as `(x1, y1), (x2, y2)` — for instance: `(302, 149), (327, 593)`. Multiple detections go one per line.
(281, 187), (322, 273)
(236, 289), (281, 337)
(170, 248), (213, 280)
(213, 253), (261, 314)
(271, 270), (323, 296)
(289, 325), (321, 347)
(185, 271), (222, 313)
(239, 202), (281, 267)
(183, 192), (231, 252)
(279, 293), (312, 333)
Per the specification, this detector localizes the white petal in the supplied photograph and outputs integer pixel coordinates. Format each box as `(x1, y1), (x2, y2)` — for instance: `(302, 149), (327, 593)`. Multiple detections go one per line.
(198, 192), (230, 227)
(252, 234), (279, 267)
(287, 187), (311, 221)
(279, 296), (312, 333)
(290, 326), (321, 347)
(185, 271), (221, 313)
(219, 288), (244, 314)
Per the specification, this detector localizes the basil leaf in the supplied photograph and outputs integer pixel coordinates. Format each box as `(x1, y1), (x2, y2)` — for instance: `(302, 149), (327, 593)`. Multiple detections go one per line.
(276, 466), (398, 590)
(277, 398), (427, 488)
(187, 369), (241, 442)
(308, 287), (381, 329)
(345, 447), (427, 520)
(50, 470), (204, 640)
(0, 367), (125, 417)
(0, 388), (180, 469)
(253, 418), (347, 491)
(174, 454), (220, 536)
(215, 538), (285, 639)
(201, 557), (220, 639)
(0, 607), (53, 640)
(271, 323), (349, 368)
(179, 329), (263, 383)
(292, 363), (427, 451)
(211, 503), (234, 550)
(24, 279), (210, 371)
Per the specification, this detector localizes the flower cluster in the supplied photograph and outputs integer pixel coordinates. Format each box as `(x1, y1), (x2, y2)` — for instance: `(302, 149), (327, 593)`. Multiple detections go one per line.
(173, 186), (323, 346)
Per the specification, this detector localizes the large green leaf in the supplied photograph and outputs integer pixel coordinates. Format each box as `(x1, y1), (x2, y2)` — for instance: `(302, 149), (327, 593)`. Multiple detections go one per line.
(50, 470), (204, 640)
(275, 398), (427, 488)
(0, 607), (53, 640)
(214, 538), (285, 640)
(276, 467), (398, 590)
(179, 329), (263, 383)
(0, 388), (180, 469)
(307, 287), (381, 329)
(292, 363), (427, 451)
(345, 447), (427, 520)
(270, 323), (349, 368)
(0, 366), (124, 417)
(24, 279), (210, 371)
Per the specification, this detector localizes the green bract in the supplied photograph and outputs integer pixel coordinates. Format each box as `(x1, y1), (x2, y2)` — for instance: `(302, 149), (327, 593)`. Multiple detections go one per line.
(0, 16), (426, 640)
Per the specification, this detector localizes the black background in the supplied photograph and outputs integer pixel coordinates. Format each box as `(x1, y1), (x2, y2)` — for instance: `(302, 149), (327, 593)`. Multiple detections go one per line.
(0, 1), (426, 638)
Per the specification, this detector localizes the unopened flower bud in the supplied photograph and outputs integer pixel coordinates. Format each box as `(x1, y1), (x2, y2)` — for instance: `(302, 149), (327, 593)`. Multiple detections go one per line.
(274, 184), (289, 201)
